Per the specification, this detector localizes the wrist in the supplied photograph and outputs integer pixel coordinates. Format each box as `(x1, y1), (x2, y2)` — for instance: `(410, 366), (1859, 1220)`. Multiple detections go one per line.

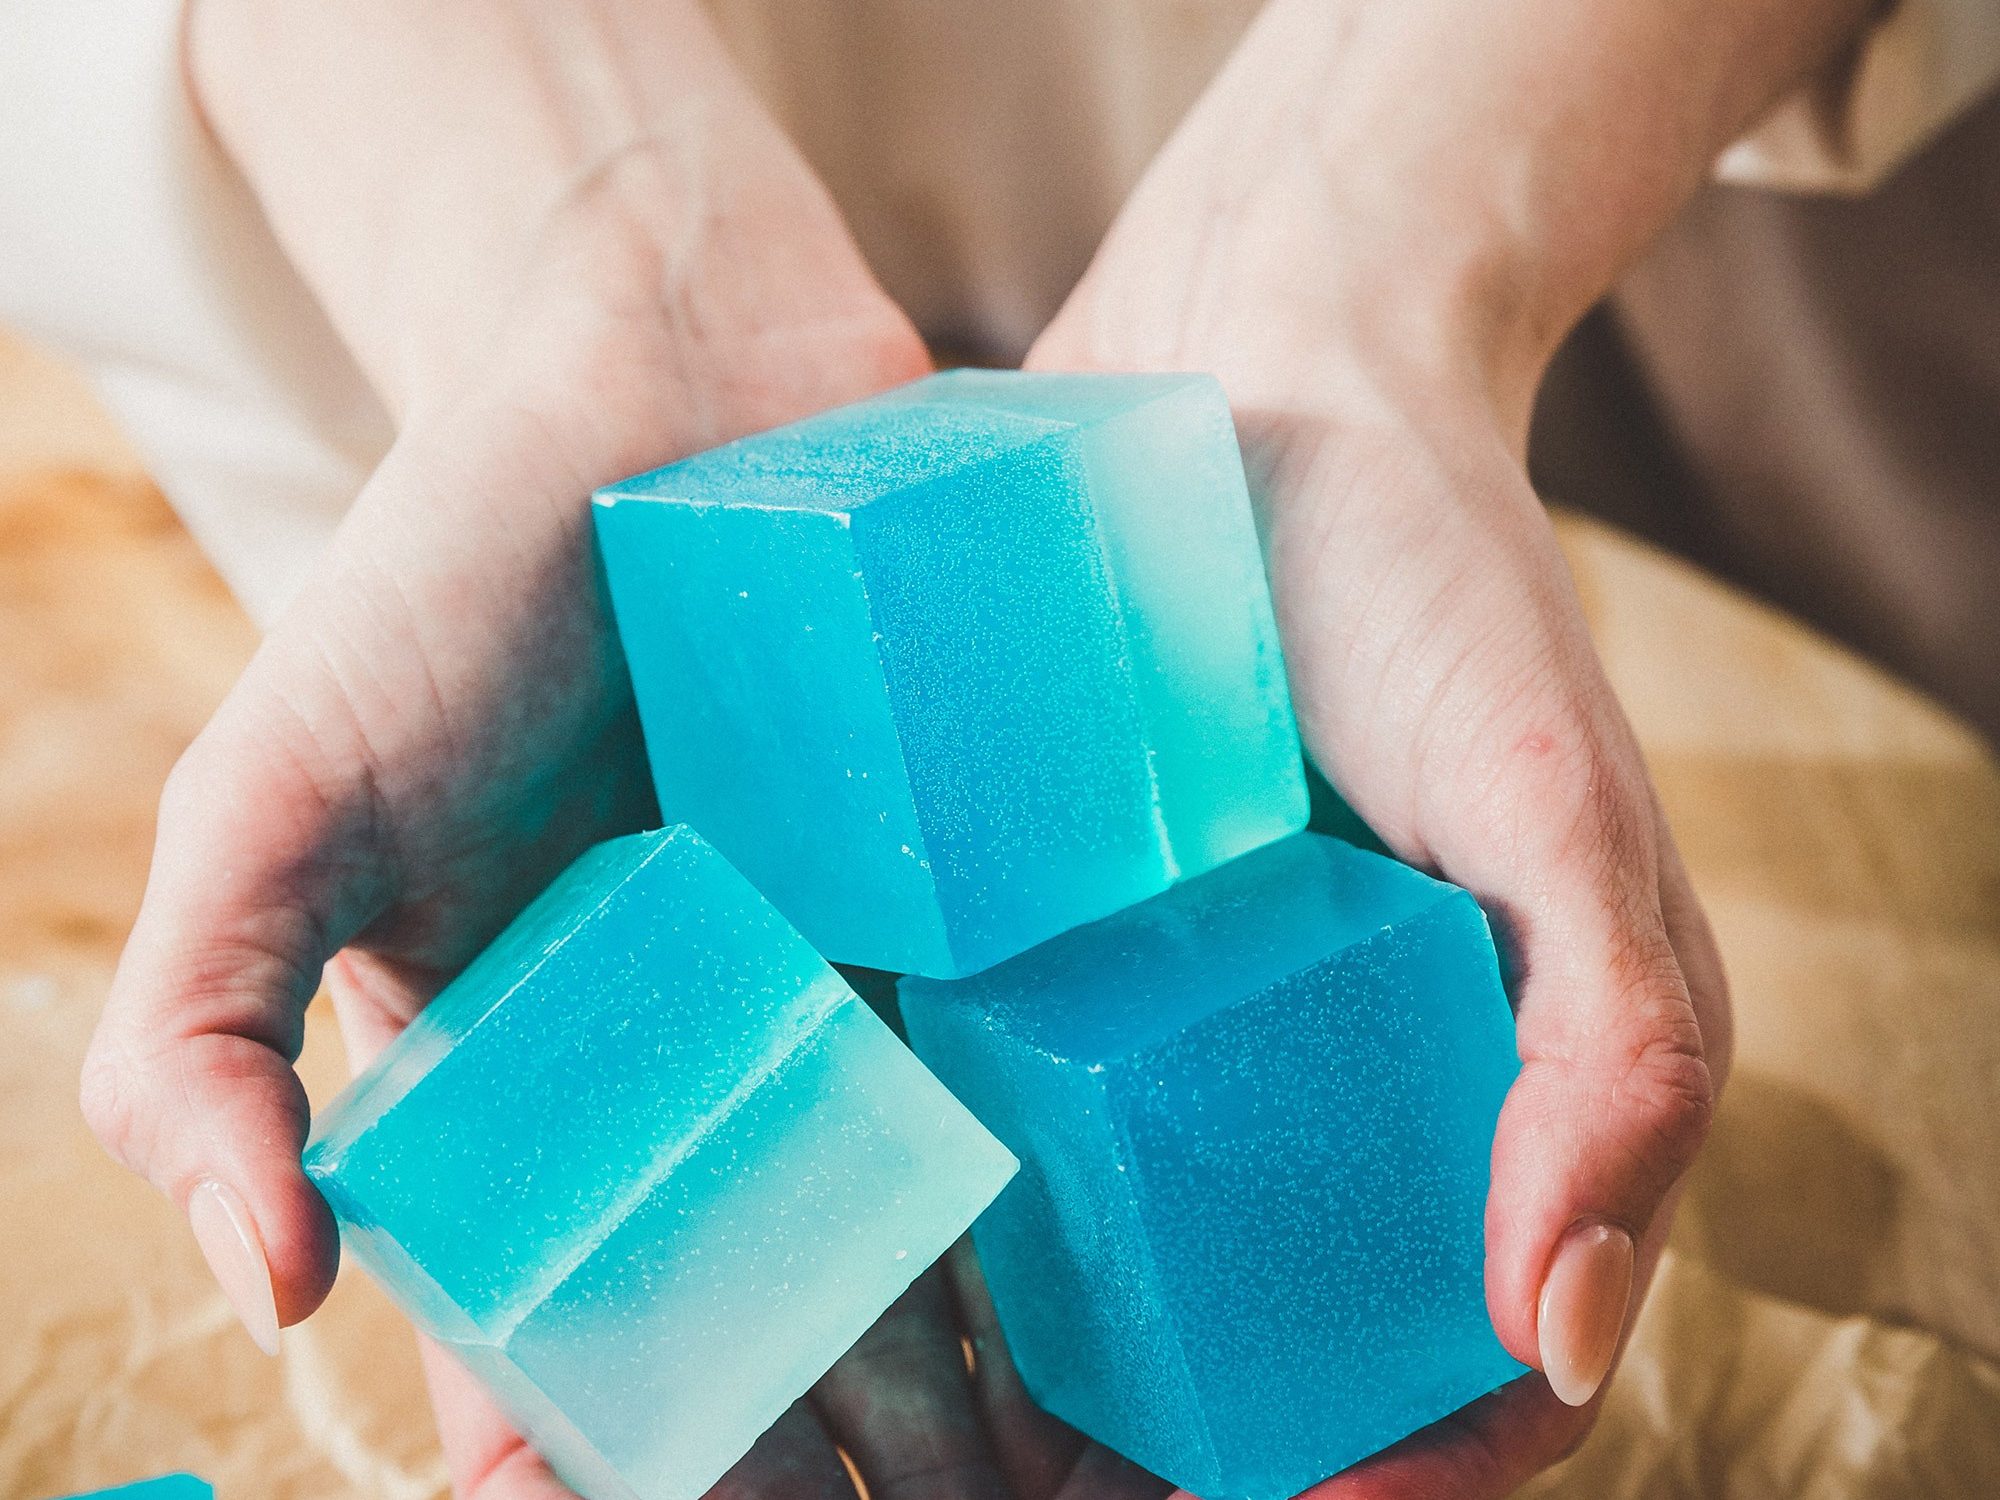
(185, 0), (916, 425)
(1035, 83), (1562, 457)
(1039, 148), (1543, 459)
(1044, 0), (1880, 454)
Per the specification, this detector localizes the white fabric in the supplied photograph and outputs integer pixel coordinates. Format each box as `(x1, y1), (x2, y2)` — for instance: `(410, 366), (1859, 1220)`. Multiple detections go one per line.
(0, 0), (1991, 622)
(1721, 0), (2000, 191)
(0, 0), (390, 624)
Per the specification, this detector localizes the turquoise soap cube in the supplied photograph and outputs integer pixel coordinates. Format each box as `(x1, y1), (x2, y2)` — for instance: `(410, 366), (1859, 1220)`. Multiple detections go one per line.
(593, 370), (1309, 979)
(305, 828), (1017, 1500)
(60, 1481), (210, 1500)
(900, 833), (1527, 1500)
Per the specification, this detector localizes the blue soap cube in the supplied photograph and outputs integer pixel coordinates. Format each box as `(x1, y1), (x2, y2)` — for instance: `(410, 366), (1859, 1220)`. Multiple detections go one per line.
(305, 828), (1016, 1500)
(594, 370), (1308, 979)
(60, 1481), (211, 1500)
(900, 834), (1526, 1499)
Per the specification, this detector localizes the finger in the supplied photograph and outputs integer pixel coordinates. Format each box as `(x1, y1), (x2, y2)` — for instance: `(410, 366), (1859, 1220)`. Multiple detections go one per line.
(1287, 822), (1711, 1500)
(1286, 1375), (1589, 1500)
(944, 1241), (1087, 1500)
(1295, 1164), (1695, 1500)
(1654, 814), (1732, 1091)
(348, 954), (865, 1500)
(80, 685), (386, 1346)
(422, 1335), (855, 1500)
(418, 1336), (580, 1500)
(1474, 743), (1719, 1406)
(948, 1246), (1168, 1500)
(810, 1266), (1010, 1500)
(1049, 1444), (1173, 1500)
(325, 948), (454, 1071)
(713, 1403), (862, 1500)
(1247, 451), (1721, 1410)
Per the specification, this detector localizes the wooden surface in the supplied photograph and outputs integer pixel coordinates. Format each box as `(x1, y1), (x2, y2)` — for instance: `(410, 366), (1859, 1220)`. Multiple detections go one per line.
(2, 331), (1997, 1499)
(0, 336), (444, 1500)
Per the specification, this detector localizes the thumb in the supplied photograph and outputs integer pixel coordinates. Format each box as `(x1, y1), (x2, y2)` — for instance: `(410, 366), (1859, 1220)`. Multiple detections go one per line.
(80, 685), (381, 1351)
(1479, 771), (1724, 1409)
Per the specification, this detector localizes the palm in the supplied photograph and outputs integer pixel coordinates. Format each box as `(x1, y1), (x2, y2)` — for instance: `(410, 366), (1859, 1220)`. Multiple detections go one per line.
(300, 418), (661, 1036)
(138, 303), (1135, 1498)
(387, 1237), (1160, 1500)
(320, 389), (1586, 1500)
(1220, 403), (1722, 1497)
(297, 336), (1178, 1500)
(249, 310), (923, 1013)
(154, 270), (1159, 1494)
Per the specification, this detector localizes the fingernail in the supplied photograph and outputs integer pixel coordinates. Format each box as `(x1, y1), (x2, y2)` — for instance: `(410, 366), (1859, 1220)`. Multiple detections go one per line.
(187, 1178), (281, 1357)
(1537, 1220), (1633, 1406)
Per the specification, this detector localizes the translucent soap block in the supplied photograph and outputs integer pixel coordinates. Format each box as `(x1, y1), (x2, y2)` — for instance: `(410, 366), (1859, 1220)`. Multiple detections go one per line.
(61, 1481), (211, 1500)
(305, 828), (1017, 1500)
(900, 833), (1527, 1500)
(594, 370), (1309, 979)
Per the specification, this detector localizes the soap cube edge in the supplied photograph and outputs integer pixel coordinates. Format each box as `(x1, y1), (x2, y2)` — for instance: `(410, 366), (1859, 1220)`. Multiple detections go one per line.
(305, 825), (1017, 1500)
(899, 833), (1526, 1498)
(592, 370), (1308, 980)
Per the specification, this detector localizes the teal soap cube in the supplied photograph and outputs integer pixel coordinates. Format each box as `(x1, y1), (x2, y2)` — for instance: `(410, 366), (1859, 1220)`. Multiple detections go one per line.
(305, 828), (1017, 1500)
(60, 1481), (210, 1500)
(593, 370), (1308, 979)
(900, 834), (1526, 1500)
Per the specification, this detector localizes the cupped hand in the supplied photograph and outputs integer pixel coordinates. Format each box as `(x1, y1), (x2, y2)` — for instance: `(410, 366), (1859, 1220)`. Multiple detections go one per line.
(74, 3), (1132, 1497)
(1023, 3), (1733, 1488)
(1028, 321), (1728, 1499)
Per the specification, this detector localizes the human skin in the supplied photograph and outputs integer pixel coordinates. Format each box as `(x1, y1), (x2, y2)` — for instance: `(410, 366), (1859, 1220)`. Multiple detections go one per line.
(80, 0), (1872, 1497)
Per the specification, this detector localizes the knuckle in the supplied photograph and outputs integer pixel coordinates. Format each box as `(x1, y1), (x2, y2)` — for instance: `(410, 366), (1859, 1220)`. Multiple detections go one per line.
(1536, 928), (1720, 1190)
(153, 743), (214, 839)
(1607, 977), (1717, 1175)
(158, 729), (276, 845)
(77, 1037), (149, 1171)
(1554, 744), (1656, 891)
(1620, 1029), (1716, 1155)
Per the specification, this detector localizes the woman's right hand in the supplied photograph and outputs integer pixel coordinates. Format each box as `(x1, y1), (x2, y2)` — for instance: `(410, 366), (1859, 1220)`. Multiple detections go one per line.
(72, 5), (1043, 1497)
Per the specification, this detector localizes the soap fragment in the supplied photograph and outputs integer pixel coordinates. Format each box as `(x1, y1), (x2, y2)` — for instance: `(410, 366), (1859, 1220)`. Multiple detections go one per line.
(594, 370), (1308, 979)
(60, 1480), (211, 1500)
(305, 827), (1016, 1500)
(900, 833), (1526, 1500)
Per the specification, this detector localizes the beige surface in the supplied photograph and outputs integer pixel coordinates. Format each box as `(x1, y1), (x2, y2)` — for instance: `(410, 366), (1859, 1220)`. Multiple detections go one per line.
(2, 330), (1997, 1499)
(1522, 512), (2000, 1497)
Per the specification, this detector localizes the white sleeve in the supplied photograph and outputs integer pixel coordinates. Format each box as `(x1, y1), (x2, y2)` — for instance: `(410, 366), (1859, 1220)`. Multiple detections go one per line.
(1718, 0), (2000, 193)
(0, 0), (391, 625)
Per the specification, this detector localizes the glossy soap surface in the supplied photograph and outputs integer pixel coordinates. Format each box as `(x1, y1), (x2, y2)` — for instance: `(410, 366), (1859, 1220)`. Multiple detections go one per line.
(900, 834), (1526, 1500)
(305, 828), (1017, 1500)
(594, 370), (1308, 979)
(61, 1481), (211, 1500)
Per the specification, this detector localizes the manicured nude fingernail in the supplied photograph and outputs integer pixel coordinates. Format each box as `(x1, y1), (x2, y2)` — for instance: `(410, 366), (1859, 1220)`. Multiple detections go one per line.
(1538, 1220), (1633, 1406)
(187, 1178), (281, 1357)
